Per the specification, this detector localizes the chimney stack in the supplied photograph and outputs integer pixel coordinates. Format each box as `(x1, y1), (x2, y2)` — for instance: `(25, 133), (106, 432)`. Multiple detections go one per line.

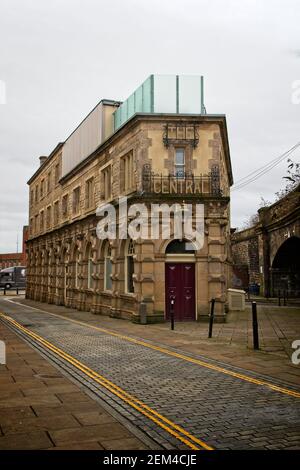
(39, 156), (47, 166)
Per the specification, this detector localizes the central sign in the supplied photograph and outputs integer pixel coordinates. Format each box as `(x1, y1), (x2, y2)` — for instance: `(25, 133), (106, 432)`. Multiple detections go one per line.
(152, 178), (209, 195)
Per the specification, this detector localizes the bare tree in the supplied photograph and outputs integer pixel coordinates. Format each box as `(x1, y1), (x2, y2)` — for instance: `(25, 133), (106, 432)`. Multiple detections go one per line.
(239, 197), (272, 230)
(275, 159), (300, 200)
(236, 159), (299, 232)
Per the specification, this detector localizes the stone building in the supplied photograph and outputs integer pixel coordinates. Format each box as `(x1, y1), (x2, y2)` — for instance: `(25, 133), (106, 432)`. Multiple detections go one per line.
(26, 75), (233, 322)
(231, 184), (300, 297)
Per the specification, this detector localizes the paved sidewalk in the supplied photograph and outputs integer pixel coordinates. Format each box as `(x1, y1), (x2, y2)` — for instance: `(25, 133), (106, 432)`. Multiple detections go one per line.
(14, 297), (300, 387)
(0, 321), (151, 450)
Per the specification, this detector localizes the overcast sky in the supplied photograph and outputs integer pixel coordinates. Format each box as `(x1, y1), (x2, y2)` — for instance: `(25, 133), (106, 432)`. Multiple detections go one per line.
(0, 0), (299, 253)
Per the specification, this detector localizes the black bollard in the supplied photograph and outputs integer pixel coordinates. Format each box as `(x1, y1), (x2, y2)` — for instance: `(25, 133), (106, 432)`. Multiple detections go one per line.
(252, 301), (259, 350)
(208, 298), (215, 338)
(278, 290), (281, 306)
(170, 298), (175, 331)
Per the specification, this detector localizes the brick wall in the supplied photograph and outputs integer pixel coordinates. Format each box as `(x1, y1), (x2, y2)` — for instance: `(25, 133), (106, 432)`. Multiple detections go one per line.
(0, 253), (23, 270)
(0, 225), (28, 270)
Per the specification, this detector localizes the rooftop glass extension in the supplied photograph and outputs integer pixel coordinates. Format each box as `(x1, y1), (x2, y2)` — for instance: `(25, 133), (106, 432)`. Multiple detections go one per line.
(113, 74), (206, 132)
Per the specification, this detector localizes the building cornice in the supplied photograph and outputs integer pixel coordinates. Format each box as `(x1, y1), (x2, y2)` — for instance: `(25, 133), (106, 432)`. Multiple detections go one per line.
(27, 142), (64, 185)
(59, 113), (233, 186)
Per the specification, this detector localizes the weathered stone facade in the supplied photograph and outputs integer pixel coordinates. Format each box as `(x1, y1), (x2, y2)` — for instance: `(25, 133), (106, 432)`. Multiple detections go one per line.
(231, 185), (300, 296)
(231, 228), (260, 285)
(27, 113), (233, 322)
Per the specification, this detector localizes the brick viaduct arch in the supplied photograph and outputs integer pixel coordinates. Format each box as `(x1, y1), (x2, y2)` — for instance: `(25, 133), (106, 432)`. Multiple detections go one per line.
(231, 185), (300, 297)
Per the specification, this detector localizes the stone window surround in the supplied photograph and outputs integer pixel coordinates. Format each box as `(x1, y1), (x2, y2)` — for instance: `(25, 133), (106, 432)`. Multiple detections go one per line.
(53, 199), (59, 226)
(72, 186), (81, 216)
(40, 179), (45, 199)
(104, 243), (113, 291)
(34, 214), (39, 234)
(100, 162), (112, 202)
(120, 150), (134, 194)
(54, 162), (60, 186)
(35, 184), (39, 203)
(85, 177), (95, 210)
(46, 205), (52, 229)
(87, 245), (93, 290)
(164, 143), (196, 175)
(39, 209), (44, 232)
(47, 171), (52, 194)
(61, 193), (69, 219)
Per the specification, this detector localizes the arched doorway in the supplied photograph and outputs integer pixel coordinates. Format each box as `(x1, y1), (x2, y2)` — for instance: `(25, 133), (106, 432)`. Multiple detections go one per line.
(125, 239), (135, 294)
(165, 240), (196, 321)
(271, 236), (300, 297)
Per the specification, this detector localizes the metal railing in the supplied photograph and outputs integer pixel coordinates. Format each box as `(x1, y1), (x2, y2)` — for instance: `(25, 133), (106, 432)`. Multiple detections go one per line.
(142, 165), (222, 196)
(0, 285), (25, 295)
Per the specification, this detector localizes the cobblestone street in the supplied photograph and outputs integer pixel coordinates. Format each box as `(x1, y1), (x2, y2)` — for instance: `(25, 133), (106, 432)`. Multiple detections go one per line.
(13, 295), (300, 386)
(0, 297), (299, 450)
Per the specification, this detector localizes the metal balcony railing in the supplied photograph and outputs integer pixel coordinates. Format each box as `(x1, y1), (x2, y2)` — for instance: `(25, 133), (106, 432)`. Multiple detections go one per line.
(142, 165), (222, 196)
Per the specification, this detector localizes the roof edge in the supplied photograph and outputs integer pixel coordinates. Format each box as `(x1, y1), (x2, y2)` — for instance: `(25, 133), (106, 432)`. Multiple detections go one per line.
(27, 142), (64, 185)
(60, 113), (233, 185)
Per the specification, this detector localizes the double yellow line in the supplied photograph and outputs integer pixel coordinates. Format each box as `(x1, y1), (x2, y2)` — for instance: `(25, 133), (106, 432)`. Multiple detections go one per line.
(19, 306), (300, 400)
(0, 313), (212, 451)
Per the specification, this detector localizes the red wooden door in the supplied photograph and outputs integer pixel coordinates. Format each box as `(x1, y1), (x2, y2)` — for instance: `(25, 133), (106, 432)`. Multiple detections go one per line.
(165, 263), (195, 321)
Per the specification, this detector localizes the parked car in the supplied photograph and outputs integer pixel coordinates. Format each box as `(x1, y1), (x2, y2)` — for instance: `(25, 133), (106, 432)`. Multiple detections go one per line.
(0, 266), (26, 290)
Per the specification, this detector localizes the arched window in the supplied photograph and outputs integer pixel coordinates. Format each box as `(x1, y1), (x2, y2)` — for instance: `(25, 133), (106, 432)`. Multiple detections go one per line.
(87, 245), (93, 289)
(46, 251), (51, 288)
(166, 239), (195, 254)
(74, 248), (80, 289)
(104, 244), (112, 291)
(126, 240), (135, 293)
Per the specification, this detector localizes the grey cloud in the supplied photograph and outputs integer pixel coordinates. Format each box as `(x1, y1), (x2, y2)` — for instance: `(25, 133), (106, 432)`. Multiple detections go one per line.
(291, 49), (300, 57)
